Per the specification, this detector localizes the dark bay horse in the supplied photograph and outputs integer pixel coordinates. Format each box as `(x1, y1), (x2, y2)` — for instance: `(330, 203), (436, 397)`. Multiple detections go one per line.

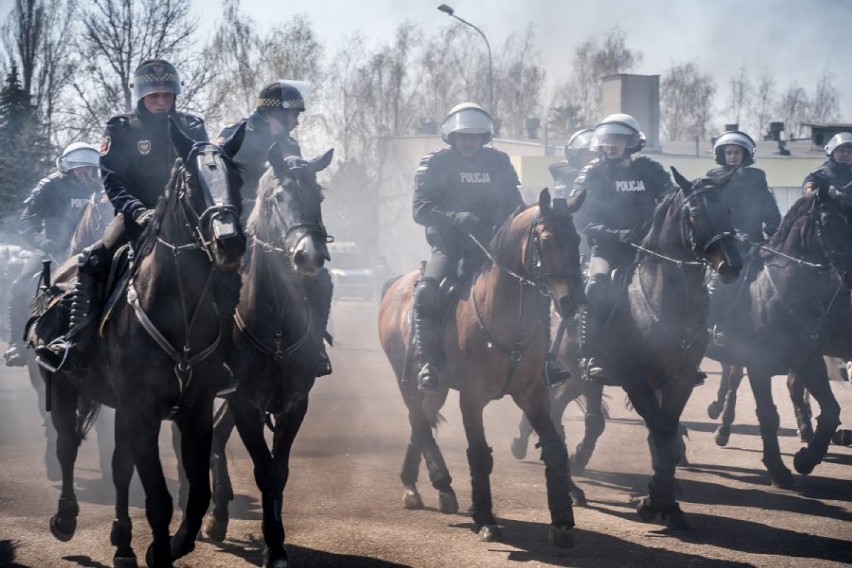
(569, 168), (742, 529)
(28, 120), (247, 568)
(379, 189), (586, 547)
(704, 184), (852, 487)
(203, 148), (332, 568)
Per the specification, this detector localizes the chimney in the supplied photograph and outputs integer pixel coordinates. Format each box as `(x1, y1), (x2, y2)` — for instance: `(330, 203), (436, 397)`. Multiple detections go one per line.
(600, 74), (660, 152)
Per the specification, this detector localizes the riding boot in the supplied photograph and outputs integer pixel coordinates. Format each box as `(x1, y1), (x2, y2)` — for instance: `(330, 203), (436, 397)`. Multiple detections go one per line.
(413, 309), (443, 392)
(306, 267), (333, 377)
(579, 305), (606, 383)
(4, 300), (30, 367)
(35, 245), (106, 371)
(538, 293), (569, 388)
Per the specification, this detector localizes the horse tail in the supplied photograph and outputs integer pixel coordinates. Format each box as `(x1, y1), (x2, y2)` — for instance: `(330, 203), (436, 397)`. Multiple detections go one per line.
(75, 394), (101, 441)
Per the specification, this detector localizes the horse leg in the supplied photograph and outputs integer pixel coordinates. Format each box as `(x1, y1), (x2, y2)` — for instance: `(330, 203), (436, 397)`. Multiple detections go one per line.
(408, 403), (457, 514)
(95, 407), (115, 483)
(627, 382), (691, 530)
(48, 377), (81, 542)
(707, 363), (731, 420)
(111, 410), (138, 568)
(170, 402), (214, 561)
(791, 355), (841, 476)
(400, 434), (425, 509)
(511, 413), (534, 460)
(714, 365), (744, 447)
(787, 371), (814, 443)
(514, 389), (577, 548)
(171, 421), (188, 510)
(746, 367), (794, 488)
(459, 395), (502, 543)
(29, 364), (60, 481)
(123, 410), (173, 568)
(205, 401), (236, 542)
(263, 393), (311, 568)
(228, 393), (284, 567)
(571, 381), (604, 475)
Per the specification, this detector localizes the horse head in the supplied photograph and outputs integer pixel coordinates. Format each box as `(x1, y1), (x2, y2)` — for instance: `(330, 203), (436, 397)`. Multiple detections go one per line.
(254, 145), (331, 277)
(168, 117), (247, 271)
(814, 181), (852, 289)
(670, 167), (742, 283)
(530, 188), (586, 318)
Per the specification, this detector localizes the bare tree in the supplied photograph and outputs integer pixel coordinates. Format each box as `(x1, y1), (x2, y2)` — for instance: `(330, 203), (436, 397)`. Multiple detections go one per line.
(775, 84), (809, 138)
(661, 61), (716, 141)
(725, 64), (751, 129)
(494, 25), (545, 140)
(749, 71), (776, 138)
(809, 68), (840, 124)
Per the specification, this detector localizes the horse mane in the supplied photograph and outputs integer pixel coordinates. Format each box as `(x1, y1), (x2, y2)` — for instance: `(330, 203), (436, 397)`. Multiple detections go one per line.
(134, 160), (182, 261)
(768, 191), (815, 247)
(640, 190), (679, 248)
(246, 167), (276, 235)
(479, 203), (531, 275)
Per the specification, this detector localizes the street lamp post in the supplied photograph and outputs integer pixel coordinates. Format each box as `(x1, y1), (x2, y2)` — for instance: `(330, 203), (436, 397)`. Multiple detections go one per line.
(437, 4), (493, 118)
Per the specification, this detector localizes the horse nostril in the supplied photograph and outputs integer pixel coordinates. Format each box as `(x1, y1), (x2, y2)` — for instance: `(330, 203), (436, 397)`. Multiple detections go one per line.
(293, 249), (305, 266)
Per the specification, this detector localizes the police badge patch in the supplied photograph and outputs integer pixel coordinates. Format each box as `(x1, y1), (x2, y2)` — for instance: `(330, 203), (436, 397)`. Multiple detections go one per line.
(100, 136), (111, 156)
(138, 140), (151, 155)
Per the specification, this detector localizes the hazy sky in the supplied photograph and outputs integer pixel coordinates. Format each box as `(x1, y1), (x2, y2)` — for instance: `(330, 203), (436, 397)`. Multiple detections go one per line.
(199, 0), (851, 126)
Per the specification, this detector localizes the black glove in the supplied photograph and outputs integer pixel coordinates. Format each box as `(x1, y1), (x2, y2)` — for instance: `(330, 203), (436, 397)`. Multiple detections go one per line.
(452, 212), (491, 244)
(132, 207), (154, 228)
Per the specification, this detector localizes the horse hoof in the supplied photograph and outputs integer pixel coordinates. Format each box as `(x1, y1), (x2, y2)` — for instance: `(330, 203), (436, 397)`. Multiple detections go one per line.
(714, 428), (730, 447)
(262, 545), (289, 568)
(204, 515), (228, 542)
(793, 448), (816, 475)
(768, 467), (796, 489)
(570, 451), (590, 475)
(549, 524), (576, 548)
(636, 496), (659, 523)
(145, 542), (173, 568)
(402, 489), (424, 510)
(49, 514), (76, 542)
(661, 504), (690, 530)
(707, 401), (722, 420)
(479, 524), (503, 542)
(510, 437), (527, 460)
(114, 555), (139, 568)
(570, 485), (588, 507)
(438, 490), (459, 514)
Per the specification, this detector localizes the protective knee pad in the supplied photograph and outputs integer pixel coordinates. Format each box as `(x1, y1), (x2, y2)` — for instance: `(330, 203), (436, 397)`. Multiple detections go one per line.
(585, 273), (611, 309)
(413, 277), (441, 316)
(466, 446), (494, 477)
(539, 439), (568, 469)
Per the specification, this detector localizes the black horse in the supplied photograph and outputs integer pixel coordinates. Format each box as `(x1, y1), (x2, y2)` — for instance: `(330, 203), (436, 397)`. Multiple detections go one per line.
(203, 147), (332, 567)
(28, 120), (247, 568)
(705, 184), (852, 487)
(562, 168), (742, 529)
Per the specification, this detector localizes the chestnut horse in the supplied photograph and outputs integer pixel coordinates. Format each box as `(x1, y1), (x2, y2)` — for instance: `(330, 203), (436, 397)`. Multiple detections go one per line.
(379, 189), (586, 547)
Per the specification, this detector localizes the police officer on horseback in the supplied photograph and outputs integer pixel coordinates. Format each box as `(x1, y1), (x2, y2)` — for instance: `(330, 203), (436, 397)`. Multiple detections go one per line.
(36, 59), (208, 369)
(3, 143), (101, 367)
(803, 132), (852, 194)
(411, 102), (525, 392)
(217, 81), (334, 377)
(573, 113), (676, 383)
(550, 128), (595, 199)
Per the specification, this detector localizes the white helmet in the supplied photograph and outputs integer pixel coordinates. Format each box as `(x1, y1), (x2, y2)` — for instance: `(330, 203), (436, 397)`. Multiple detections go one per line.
(825, 132), (852, 158)
(563, 128), (594, 161)
(590, 113), (646, 154)
(713, 130), (756, 167)
(441, 102), (493, 144)
(57, 142), (100, 173)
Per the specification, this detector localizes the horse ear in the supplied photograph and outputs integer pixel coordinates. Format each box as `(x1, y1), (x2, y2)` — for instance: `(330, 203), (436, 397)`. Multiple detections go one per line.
(670, 166), (692, 194)
(538, 188), (552, 213)
(169, 117), (195, 161)
(220, 121), (246, 159)
(308, 148), (334, 173)
(566, 189), (586, 214)
(267, 142), (286, 174)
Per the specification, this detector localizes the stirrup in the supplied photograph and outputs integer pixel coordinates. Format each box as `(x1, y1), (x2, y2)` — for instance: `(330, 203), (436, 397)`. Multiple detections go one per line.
(582, 357), (606, 383)
(315, 346), (332, 377)
(710, 325), (726, 347)
(544, 359), (571, 388)
(34, 338), (71, 373)
(3, 344), (28, 367)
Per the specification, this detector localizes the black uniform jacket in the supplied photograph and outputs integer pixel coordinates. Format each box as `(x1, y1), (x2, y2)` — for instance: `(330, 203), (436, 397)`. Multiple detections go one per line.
(19, 172), (97, 253)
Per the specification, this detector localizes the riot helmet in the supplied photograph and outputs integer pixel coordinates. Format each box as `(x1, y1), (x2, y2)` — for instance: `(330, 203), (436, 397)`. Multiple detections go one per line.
(441, 102), (494, 145)
(825, 132), (852, 159)
(713, 130), (756, 167)
(590, 113), (645, 155)
(563, 128), (594, 163)
(56, 142), (100, 173)
(256, 81), (306, 123)
(132, 59), (182, 105)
